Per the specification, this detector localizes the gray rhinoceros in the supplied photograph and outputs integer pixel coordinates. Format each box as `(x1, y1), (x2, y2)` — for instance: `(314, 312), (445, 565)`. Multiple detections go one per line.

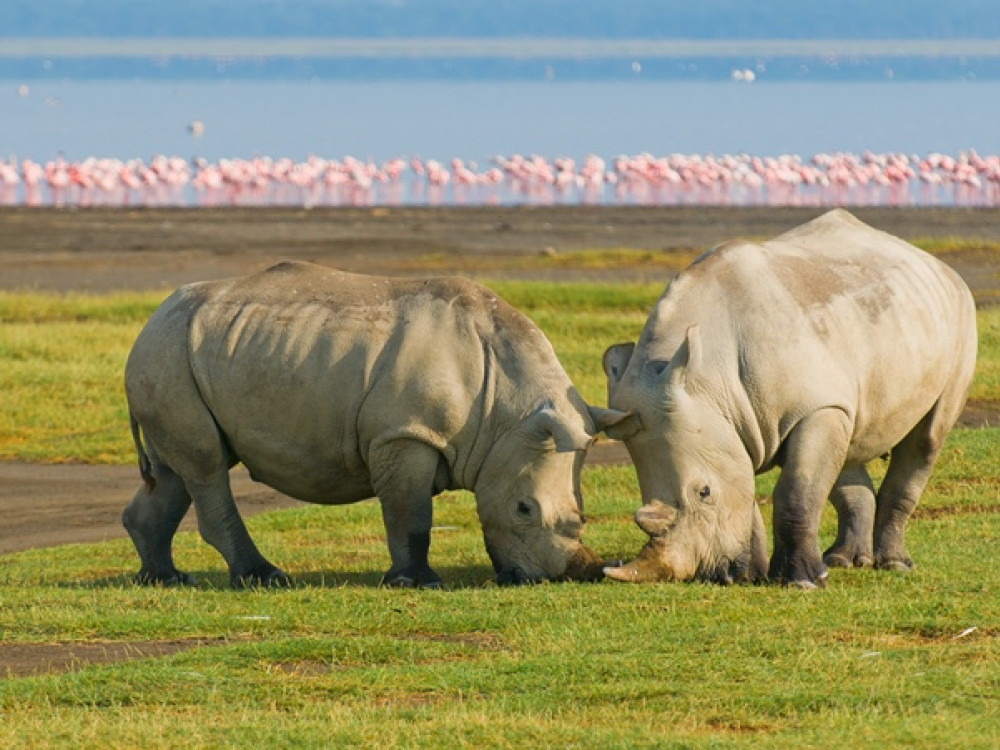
(602, 209), (977, 588)
(124, 261), (622, 588)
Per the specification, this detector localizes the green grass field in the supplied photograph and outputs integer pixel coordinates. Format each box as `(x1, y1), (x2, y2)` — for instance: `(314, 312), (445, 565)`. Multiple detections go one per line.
(1, 283), (998, 748)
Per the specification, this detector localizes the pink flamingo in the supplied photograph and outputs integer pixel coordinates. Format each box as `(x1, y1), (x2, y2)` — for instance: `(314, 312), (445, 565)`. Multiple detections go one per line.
(6, 148), (1000, 208)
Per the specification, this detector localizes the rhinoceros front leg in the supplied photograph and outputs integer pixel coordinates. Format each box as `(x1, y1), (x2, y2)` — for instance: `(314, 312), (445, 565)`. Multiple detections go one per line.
(823, 464), (875, 569)
(769, 408), (853, 589)
(370, 439), (446, 589)
(122, 453), (196, 586)
(185, 471), (289, 588)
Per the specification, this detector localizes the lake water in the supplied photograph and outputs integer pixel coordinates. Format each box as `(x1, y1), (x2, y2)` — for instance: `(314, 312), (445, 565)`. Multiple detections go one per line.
(3, 79), (1000, 206)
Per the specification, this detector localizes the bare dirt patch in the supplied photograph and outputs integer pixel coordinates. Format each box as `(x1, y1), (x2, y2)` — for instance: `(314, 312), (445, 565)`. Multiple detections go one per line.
(913, 502), (1000, 520)
(957, 398), (1000, 429)
(0, 638), (227, 679)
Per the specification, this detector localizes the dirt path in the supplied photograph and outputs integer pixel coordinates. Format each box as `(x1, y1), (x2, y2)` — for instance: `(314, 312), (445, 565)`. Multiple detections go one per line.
(5, 205), (1000, 298)
(0, 463), (295, 555)
(0, 443), (630, 556)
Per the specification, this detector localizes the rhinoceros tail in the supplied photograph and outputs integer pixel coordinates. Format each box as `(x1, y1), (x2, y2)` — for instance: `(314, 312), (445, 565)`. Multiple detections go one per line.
(130, 412), (156, 494)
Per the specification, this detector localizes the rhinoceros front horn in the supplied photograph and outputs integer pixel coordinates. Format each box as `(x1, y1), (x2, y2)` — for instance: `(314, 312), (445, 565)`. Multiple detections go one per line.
(603, 549), (670, 583)
(604, 503), (682, 583)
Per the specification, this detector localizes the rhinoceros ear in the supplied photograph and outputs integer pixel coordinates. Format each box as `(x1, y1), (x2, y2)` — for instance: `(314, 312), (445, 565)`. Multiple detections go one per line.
(598, 410), (642, 441)
(603, 342), (635, 396)
(587, 405), (631, 435)
(525, 402), (593, 453)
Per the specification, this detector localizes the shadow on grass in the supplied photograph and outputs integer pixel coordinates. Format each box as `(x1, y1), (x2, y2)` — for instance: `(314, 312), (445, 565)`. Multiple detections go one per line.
(73, 564), (509, 591)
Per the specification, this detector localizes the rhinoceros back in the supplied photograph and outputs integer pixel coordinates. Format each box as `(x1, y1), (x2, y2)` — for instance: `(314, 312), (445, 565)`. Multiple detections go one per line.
(182, 262), (504, 502)
(647, 209), (977, 466)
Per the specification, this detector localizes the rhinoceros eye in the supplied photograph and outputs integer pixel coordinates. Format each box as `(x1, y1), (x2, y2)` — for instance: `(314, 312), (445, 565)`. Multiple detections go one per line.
(516, 500), (533, 518)
(698, 485), (712, 502)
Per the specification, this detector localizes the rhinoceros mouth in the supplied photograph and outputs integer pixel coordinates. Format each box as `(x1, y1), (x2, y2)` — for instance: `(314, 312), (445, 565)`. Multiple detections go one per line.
(699, 557), (752, 586)
(491, 546), (606, 584)
(485, 539), (531, 585)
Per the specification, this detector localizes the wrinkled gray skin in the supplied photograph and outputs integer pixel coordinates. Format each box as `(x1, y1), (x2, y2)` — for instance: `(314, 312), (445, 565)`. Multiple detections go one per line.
(603, 209), (977, 588)
(124, 261), (623, 588)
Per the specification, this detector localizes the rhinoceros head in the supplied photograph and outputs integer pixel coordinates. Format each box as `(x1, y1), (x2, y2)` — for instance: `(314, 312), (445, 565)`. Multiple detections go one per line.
(600, 327), (768, 585)
(475, 400), (625, 585)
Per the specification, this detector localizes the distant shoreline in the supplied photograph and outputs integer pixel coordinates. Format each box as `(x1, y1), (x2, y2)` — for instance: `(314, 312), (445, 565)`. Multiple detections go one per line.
(3, 37), (1000, 59)
(4, 38), (1000, 83)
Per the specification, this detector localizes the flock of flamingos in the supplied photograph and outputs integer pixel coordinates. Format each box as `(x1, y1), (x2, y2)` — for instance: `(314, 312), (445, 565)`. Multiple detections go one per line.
(1, 149), (999, 208)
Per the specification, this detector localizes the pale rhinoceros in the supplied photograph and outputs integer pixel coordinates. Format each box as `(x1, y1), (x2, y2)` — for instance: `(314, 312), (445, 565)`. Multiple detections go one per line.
(124, 261), (623, 588)
(602, 209), (977, 588)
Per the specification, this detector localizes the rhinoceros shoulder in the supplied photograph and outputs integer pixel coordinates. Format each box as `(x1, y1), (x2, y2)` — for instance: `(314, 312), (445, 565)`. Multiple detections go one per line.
(668, 239), (763, 297)
(189, 262), (550, 355)
(773, 207), (866, 242)
(192, 261), (491, 312)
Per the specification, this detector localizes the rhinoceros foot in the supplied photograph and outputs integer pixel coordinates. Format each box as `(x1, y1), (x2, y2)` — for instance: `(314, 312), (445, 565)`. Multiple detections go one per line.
(823, 547), (874, 569)
(874, 555), (915, 573)
(382, 565), (444, 589)
(785, 571), (829, 591)
(769, 550), (829, 590)
(134, 567), (197, 587)
(231, 563), (290, 589)
(132, 568), (198, 587)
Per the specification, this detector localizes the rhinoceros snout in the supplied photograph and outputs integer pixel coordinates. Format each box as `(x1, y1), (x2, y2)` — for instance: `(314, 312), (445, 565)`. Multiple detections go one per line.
(560, 544), (607, 582)
(492, 544), (606, 585)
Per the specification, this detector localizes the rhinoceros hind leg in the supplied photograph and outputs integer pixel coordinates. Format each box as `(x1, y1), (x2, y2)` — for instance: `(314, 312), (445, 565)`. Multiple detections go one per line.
(873, 399), (959, 572)
(823, 465), (875, 569)
(183, 471), (286, 589)
(123, 453), (196, 587)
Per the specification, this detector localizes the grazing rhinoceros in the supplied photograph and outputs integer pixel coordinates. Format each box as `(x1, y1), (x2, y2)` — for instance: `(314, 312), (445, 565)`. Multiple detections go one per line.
(124, 261), (623, 588)
(601, 209), (977, 588)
